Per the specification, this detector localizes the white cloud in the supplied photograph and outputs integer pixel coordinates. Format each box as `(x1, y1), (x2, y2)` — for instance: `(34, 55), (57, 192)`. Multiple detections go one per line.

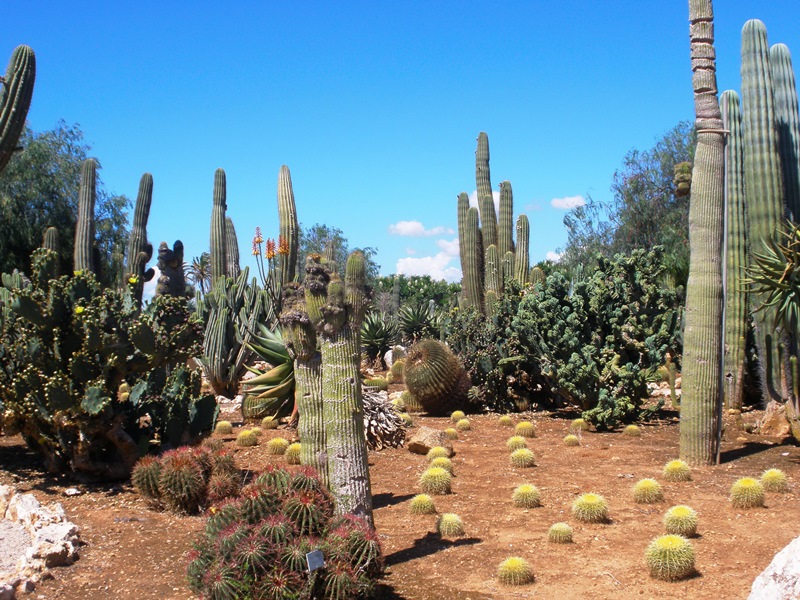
(546, 251), (562, 262)
(142, 266), (161, 301)
(405, 247), (417, 256)
(468, 190), (500, 214)
(524, 202), (544, 212)
(436, 237), (460, 257)
(396, 253), (462, 282)
(388, 220), (454, 237)
(550, 195), (586, 210)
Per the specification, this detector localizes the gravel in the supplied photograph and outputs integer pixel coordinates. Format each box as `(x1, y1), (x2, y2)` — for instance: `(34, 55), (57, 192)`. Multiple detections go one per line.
(0, 519), (30, 576)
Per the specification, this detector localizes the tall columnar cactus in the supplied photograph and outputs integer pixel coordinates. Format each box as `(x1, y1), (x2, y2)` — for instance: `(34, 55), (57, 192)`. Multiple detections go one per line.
(210, 168), (228, 283)
(502, 251), (515, 287)
(224, 217), (240, 280)
(277, 165), (299, 291)
(42, 227), (59, 254)
(479, 195), (498, 252)
(741, 19), (786, 403)
(126, 173), (155, 305)
(475, 132), (497, 247)
(155, 241), (186, 297)
(0, 45), (35, 174)
(74, 158), (97, 274)
(680, 0), (726, 465)
(498, 181), (515, 257)
(721, 90), (748, 410)
(514, 215), (530, 286)
(460, 207), (484, 311)
(484, 244), (500, 315)
(770, 43), (800, 223)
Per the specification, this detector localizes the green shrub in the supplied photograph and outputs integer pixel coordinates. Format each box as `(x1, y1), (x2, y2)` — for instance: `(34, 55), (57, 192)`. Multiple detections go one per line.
(645, 535), (695, 581)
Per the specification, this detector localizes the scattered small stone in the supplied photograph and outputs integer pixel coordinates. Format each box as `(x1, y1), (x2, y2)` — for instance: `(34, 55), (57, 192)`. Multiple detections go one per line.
(63, 488), (81, 497)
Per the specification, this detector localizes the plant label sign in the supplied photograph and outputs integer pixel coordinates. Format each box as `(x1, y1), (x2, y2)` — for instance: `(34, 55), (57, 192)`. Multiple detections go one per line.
(306, 550), (325, 572)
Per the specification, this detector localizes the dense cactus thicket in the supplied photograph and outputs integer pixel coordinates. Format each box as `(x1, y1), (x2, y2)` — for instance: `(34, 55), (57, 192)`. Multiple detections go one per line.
(0, 45), (36, 174)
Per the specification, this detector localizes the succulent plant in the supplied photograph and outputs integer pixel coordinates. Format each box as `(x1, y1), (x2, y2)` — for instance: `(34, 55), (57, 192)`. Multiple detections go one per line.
(390, 358), (405, 382)
(506, 436), (528, 452)
(645, 535), (695, 581)
(760, 468), (789, 492)
(455, 418), (471, 431)
(0, 45), (36, 175)
(401, 390), (423, 412)
(498, 415), (514, 427)
(663, 505), (698, 537)
(390, 397), (406, 412)
(363, 377), (389, 391)
(419, 467), (452, 495)
(285, 442), (302, 465)
(131, 455), (162, 504)
(426, 446), (451, 461)
(497, 556), (534, 586)
(663, 459), (692, 482)
(563, 434), (580, 447)
(207, 471), (241, 504)
(570, 418), (590, 432)
(436, 513), (465, 537)
(249, 427), (263, 437)
(266, 437), (290, 456)
(261, 416), (279, 430)
(443, 427), (459, 440)
(515, 421), (536, 438)
(429, 457), (454, 474)
(236, 430), (259, 447)
(632, 479), (664, 504)
(512, 484), (541, 508)
(215, 421), (233, 435)
(730, 477), (765, 508)
(572, 493), (609, 523)
(450, 410), (466, 422)
(408, 494), (437, 515)
(623, 424), (641, 437)
(403, 339), (471, 415)
(158, 449), (208, 515)
(548, 522), (573, 544)
(510, 448), (536, 468)
(399, 413), (413, 426)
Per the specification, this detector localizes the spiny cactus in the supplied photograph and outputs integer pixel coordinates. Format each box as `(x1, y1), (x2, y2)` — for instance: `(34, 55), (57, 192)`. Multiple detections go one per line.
(497, 557), (534, 586)
(663, 505), (698, 537)
(663, 459), (692, 482)
(74, 158), (97, 274)
(131, 455), (162, 504)
(363, 377), (388, 391)
(429, 457), (454, 475)
(399, 412), (413, 426)
(0, 45), (36, 174)
(512, 484), (541, 508)
(515, 421), (536, 438)
(443, 427), (458, 440)
(548, 522), (573, 544)
(498, 415), (514, 427)
(514, 215), (530, 286)
(623, 424), (641, 437)
(730, 477), (765, 508)
(563, 434), (580, 447)
(436, 513), (465, 537)
(236, 430), (259, 447)
(760, 468), (789, 492)
(408, 494), (437, 515)
(285, 442), (302, 465)
(266, 437), (290, 455)
(645, 535), (695, 581)
(261, 416), (279, 430)
(426, 446), (451, 461)
(510, 448), (536, 468)
(210, 168), (228, 283)
(632, 479), (664, 504)
(215, 421), (233, 435)
(450, 410), (466, 423)
(506, 436), (527, 452)
(224, 217), (241, 279)
(249, 426), (263, 437)
(455, 418), (471, 431)
(419, 467), (452, 495)
(158, 449), (208, 514)
(390, 358), (405, 381)
(404, 338), (471, 415)
(571, 418), (590, 432)
(276, 165), (299, 291)
(126, 173), (155, 306)
(572, 492), (608, 523)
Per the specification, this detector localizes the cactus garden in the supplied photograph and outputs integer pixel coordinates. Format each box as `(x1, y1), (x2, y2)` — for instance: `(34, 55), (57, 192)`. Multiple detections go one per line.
(3, 3), (800, 600)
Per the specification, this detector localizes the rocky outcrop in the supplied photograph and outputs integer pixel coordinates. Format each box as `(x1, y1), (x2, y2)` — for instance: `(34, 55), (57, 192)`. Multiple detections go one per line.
(749, 536), (800, 600)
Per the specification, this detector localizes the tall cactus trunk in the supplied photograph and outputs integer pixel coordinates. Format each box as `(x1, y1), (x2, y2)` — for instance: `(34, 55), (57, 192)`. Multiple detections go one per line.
(680, 0), (726, 466)
(460, 206), (484, 312)
(74, 158), (97, 274)
(721, 90), (748, 410)
(741, 19), (786, 404)
(225, 217), (240, 280)
(484, 244), (500, 315)
(770, 43), (800, 223)
(514, 214), (530, 286)
(475, 132), (498, 250)
(0, 45), (36, 174)
(498, 181), (515, 257)
(277, 165), (299, 293)
(210, 168), (228, 283)
(126, 173), (154, 306)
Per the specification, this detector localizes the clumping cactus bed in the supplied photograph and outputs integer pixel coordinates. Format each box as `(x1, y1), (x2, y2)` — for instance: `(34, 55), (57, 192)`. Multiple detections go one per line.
(0, 395), (798, 600)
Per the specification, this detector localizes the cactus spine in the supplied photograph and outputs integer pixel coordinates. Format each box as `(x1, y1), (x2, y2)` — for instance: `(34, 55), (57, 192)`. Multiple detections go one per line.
(225, 217), (240, 279)
(210, 168), (228, 283)
(770, 43), (800, 222)
(721, 90), (748, 410)
(74, 158), (97, 274)
(514, 215), (530, 285)
(277, 165), (299, 291)
(126, 173), (155, 305)
(0, 45), (36, 174)
(680, 0), (726, 465)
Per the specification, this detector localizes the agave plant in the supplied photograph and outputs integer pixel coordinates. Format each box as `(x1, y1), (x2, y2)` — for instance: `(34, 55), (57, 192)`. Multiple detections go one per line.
(239, 324), (295, 420)
(361, 311), (399, 368)
(398, 302), (439, 344)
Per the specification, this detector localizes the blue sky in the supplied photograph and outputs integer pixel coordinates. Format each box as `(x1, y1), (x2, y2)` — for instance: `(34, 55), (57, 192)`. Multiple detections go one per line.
(8, 1), (800, 285)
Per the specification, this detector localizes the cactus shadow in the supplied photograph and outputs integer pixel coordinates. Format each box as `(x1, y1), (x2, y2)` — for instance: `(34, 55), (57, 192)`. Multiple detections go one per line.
(384, 531), (482, 567)
(719, 441), (783, 464)
(373, 492), (416, 509)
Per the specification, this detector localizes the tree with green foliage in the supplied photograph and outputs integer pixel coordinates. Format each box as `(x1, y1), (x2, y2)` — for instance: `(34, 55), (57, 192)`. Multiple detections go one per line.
(560, 122), (696, 288)
(185, 252), (212, 295)
(0, 121), (130, 286)
(373, 274), (460, 312)
(297, 223), (379, 284)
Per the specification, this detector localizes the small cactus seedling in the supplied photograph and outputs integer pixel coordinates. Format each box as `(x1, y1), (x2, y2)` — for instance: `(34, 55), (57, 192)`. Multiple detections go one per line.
(571, 418), (589, 432)
(419, 467), (452, 495)
(572, 492), (609, 523)
(391, 398), (406, 412)
(663, 505), (698, 537)
(510, 448), (536, 468)
(285, 442), (302, 465)
(426, 446), (451, 461)
(632, 479), (664, 504)
(261, 416), (279, 430)
(249, 427), (263, 437)
(512, 484), (541, 508)
(363, 377), (389, 391)
(506, 436), (528, 452)
(730, 477), (765, 508)
(498, 415), (514, 427)
(760, 468), (789, 493)
(563, 434), (580, 447)
(409, 494), (437, 515)
(451, 410), (466, 422)
(455, 418), (471, 431)
(443, 427), (459, 440)
(266, 437), (290, 456)
(623, 424), (641, 437)
(515, 421), (536, 438)
(663, 459), (692, 482)
(399, 413), (413, 426)
(214, 421), (233, 435)
(430, 457), (454, 474)
(645, 535), (695, 581)
(497, 557), (534, 586)
(548, 522), (573, 544)
(436, 513), (465, 537)
(236, 430), (259, 447)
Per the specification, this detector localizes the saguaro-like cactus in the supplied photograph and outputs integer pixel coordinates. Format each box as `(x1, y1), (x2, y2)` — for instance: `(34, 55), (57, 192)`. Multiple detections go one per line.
(126, 173), (155, 305)
(0, 45), (35, 174)
(770, 43), (800, 223)
(460, 207), (484, 311)
(225, 217), (240, 280)
(484, 244), (500, 314)
(210, 168), (228, 283)
(42, 226), (59, 254)
(721, 89), (748, 410)
(514, 215), (530, 286)
(74, 158), (97, 274)
(498, 181), (515, 257)
(277, 165), (299, 291)
(475, 132), (497, 247)
(680, 0), (726, 465)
